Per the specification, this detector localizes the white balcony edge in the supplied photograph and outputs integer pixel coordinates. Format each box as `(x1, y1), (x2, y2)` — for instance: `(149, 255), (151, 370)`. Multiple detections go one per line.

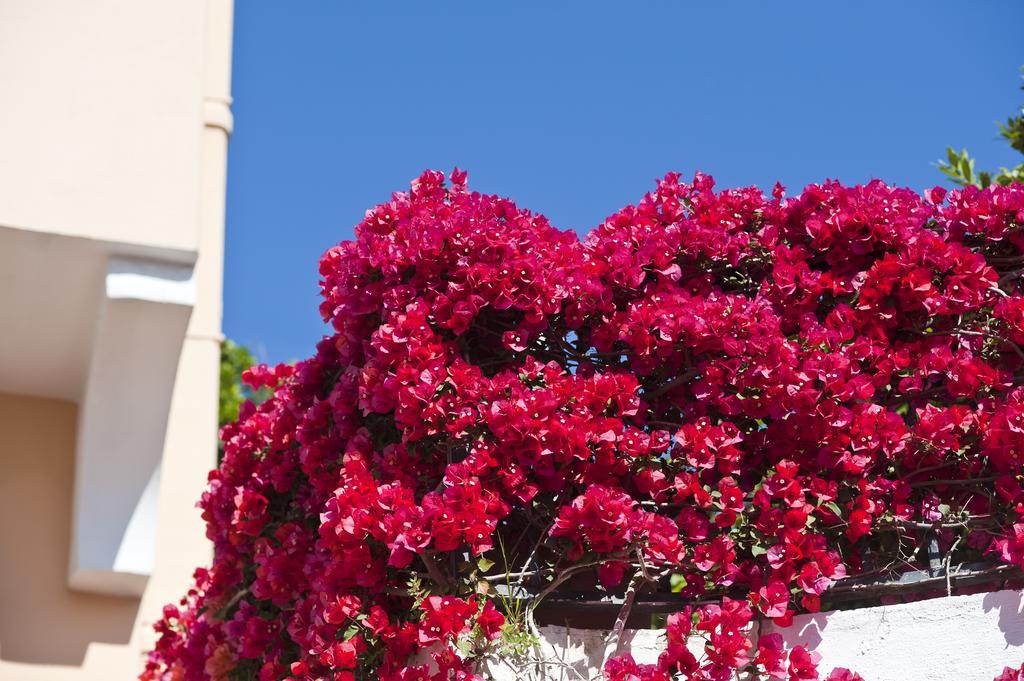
(68, 255), (195, 597)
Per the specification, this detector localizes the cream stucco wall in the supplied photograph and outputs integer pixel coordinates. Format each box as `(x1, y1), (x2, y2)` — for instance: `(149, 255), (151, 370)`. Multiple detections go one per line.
(0, 1), (207, 253)
(0, 0), (233, 678)
(0, 394), (139, 670)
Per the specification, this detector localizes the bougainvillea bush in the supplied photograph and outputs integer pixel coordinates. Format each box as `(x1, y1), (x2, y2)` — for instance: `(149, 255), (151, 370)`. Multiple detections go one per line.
(144, 170), (1024, 681)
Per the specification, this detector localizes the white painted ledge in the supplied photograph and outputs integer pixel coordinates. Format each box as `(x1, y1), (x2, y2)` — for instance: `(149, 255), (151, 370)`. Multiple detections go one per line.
(68, 256), (195, 597)
(763, 588), (1024, 681)
(484, 626), (689, 681)
(486, 589), (1024, 681)
(106, 256), (197, 306)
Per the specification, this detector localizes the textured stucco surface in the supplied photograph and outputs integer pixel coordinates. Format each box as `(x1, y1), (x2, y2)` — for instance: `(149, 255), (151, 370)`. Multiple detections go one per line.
(764, 588), (1024, 681)
(486, 626), (671, 681)
(487, 589), (1024, 680)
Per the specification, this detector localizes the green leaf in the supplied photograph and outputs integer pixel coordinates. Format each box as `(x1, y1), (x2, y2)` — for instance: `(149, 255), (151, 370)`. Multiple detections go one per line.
(960, 154), (974, 183)
(477, 556), (495, 573)
(669, 573), (688, 593)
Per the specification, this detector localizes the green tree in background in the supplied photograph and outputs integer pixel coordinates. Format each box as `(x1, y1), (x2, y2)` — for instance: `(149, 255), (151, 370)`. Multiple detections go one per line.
(219, 339), (270, 430)
(938, 67), (1024, 187)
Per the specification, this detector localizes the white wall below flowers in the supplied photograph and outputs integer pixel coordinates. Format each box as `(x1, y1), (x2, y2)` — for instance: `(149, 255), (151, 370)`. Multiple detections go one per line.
(487, 588), (1024, 681)
(762, 588), (1024, 681)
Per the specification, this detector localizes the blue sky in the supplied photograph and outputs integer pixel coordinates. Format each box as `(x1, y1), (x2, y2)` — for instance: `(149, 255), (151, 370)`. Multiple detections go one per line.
(224, 1), (1024, 363)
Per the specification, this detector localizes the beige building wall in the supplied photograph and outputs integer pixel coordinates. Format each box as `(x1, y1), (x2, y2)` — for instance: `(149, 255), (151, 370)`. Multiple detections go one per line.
(0, 394), (139, 668)
(0, 1), (233, 678)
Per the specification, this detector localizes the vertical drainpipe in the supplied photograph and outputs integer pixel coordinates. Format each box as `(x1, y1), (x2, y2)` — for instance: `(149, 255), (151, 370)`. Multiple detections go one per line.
(194, 0), (233, 350)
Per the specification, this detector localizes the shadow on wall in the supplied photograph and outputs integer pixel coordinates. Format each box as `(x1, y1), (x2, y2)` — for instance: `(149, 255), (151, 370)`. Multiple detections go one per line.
(0, 392), (138, 666)
(983, 590), (1024, 647)
(786, 613), (828, 650)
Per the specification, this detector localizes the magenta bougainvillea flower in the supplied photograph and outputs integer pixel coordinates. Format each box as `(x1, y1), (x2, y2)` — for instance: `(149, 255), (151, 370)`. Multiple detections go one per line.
(143, 170), (1024, 680)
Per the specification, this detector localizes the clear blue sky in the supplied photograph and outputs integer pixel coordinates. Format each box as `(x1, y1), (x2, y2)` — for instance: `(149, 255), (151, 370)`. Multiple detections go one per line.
(224, 1), (1024, 363)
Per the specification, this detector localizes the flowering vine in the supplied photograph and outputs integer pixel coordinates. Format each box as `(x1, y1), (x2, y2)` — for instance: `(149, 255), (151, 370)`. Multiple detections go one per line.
(144, 170), (1024, 680)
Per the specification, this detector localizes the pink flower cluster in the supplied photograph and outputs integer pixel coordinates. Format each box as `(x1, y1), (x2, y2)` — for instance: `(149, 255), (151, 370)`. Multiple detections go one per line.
(144, 170), (1024, 680)
(606, 598), (864, 675)
(604, 598), (863, 681)
(996, 662), (1024, 681)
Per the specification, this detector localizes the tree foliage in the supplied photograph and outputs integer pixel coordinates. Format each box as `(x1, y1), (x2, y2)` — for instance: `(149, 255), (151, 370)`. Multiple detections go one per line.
(220, 339), (271, 430)
(939, 67), (1024, 188)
